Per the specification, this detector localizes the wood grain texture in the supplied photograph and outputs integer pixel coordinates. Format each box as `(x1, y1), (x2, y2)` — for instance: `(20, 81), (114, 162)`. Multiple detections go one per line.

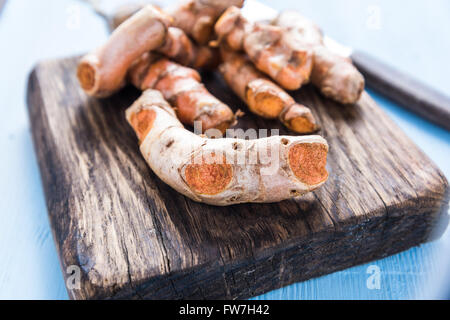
(352, 50), (450, 131)
(27, 57), (449, 300)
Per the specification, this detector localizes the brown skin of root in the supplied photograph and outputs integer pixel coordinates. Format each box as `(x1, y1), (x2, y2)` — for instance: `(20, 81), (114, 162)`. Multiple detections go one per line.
(249, 37), (313, 91)
(272, 12), (364, 104)
(193, 46), (222, 70)
(279, 50), (314, 90)
(143, 59), (202, 89)
(157, 27), (195, 66)
(245, 82), (318, 133)
(130, 57), (235, 134)
(215, 7), (313, 90)
(127, 52), (159, 89)
(174, 89), (235, 133)
(77, 5), (171, 97)
(157, 27), (220, 70)
(185, 156), (233, 195)
(214, 6), (246, 50)
(108, 8), (219, 70)
(219, 50), (318, 133)
(288, 143), (328, 186)
(191, 15), (216, 45)
(170, 0), (244, 45)
(130, 109), (156, 144)
(311, 47), (364, 104)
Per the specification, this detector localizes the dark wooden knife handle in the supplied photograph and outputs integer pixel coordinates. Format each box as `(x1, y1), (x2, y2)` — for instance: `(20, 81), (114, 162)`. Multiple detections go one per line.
(351, 50), (450, 131)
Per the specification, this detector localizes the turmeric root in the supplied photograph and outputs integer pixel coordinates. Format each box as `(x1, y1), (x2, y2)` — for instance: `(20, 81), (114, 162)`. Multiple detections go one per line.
(309, 46), (365, 104)
(273, 11), (365, 104)
(214, 6), (314, 90)
(126, 89), (329, 206)
(77, 5), (172, 97)
(273, 10), (323, 47)
(128, 54), (235, 133)
(158, 27), (221, 69)
(108, 5), (220, 70)
(167, 0), (245, 45)
(219, 49), (318, 134)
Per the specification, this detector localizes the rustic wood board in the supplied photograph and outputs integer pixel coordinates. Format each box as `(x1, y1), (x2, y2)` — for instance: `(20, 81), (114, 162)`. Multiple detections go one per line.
(27, 57), (449, 300)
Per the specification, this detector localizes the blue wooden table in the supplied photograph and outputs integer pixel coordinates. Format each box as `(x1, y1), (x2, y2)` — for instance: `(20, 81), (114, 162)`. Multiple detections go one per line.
(0, 0), (448, 299)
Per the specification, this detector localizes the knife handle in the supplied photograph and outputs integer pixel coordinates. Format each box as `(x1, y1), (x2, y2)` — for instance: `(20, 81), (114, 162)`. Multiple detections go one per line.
(351, 50), (450, 131)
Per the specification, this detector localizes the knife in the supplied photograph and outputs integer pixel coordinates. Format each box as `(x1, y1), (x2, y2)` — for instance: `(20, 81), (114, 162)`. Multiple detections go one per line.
(84, 0), (450, 131)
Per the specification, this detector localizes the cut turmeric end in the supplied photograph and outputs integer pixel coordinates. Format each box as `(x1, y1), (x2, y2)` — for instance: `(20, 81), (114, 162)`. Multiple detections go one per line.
(130, 109), (156, 144)
(288, 143), (328, 186)
(185, 161), (233, 195)
(77, 62), (96, 91)
(287, 117), (318, 134)
(246, 85), (284, 119)
(281, 104), (318, 134)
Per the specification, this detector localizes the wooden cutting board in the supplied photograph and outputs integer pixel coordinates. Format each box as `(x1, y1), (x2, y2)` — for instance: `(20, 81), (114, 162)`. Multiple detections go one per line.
(27, 57), (449, 300)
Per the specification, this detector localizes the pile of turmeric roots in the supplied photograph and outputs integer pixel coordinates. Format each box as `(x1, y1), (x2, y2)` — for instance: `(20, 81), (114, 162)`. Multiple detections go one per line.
(77, 0), (364, 206)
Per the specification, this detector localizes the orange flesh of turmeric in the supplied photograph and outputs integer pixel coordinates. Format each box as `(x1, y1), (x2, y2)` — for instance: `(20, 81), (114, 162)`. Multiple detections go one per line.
(288, 143), (328, 186)
(246, 86), (284, 119)
(77, 5), (171, 97)
(185, 155), (233, 195)
(215, 7), (313, 90)
(130, 109), (156, 144)
(287, 117), (318, 134)
(130, 57), (235, 133)
(126, 90), (329, 205)
(220, 50), (318, 133)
